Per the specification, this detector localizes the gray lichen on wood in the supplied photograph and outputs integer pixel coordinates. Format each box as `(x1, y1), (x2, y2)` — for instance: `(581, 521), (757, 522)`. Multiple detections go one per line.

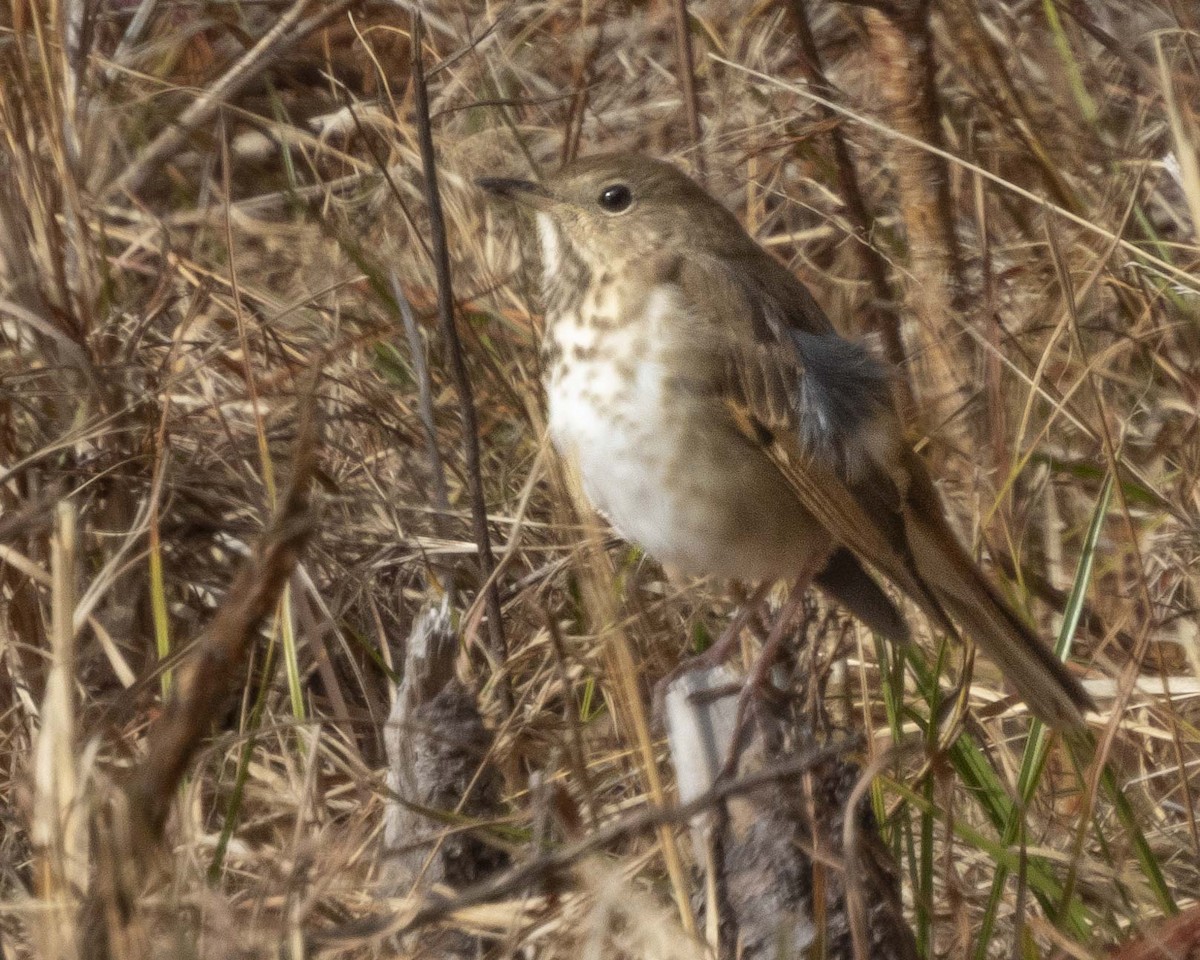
(381, 600), (507, 895)
(665, 667), (916, 960)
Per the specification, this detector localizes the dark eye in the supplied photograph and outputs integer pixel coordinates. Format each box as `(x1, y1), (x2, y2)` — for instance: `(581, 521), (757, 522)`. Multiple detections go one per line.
(598, 183), (633, 213)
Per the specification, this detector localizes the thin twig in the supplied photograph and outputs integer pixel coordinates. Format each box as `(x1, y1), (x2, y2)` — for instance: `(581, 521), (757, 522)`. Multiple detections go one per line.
(671, 0), (706, 181)
(562, 11), (607, 164)
(391, 273), (451, 527)
(782, 0), (912, 413)
(410, 14), (510, 711)
(843, 740), (911, 959)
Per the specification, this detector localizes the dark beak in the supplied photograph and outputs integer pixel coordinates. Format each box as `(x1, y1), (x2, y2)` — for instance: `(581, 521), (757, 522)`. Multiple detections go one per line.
(476, 177), (553, 209)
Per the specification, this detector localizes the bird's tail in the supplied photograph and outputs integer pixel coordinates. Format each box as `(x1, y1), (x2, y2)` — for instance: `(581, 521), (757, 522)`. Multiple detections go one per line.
(905, 514), (1094, 730)
(815, 548), (909, 645)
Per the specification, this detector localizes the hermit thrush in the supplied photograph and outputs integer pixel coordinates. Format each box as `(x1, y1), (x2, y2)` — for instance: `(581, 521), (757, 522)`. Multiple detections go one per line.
(479, 154), (1093, 729)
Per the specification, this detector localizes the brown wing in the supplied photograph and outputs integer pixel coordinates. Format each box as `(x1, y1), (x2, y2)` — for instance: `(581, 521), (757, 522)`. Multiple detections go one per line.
(718, 355), (943, 620)
(672, 255), (923, 586)
(671, 254), (1094, 729)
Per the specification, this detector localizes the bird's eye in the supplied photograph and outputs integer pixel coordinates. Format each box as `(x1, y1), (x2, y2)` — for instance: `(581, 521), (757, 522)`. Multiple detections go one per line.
(597, 184), (633, 213)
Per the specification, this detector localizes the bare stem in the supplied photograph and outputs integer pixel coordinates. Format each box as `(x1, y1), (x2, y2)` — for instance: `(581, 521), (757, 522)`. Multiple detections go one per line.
(783, 0), (913, 416)
(410, 14), (510, 711)
(672, 0), (706, 181)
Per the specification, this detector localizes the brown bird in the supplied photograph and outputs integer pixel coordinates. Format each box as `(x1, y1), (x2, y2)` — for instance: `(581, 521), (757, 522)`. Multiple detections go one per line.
(479, 153), (1093, 729)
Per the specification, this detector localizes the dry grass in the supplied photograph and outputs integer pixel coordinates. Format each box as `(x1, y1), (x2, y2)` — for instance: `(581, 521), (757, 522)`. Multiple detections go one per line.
(1, 0), (1199, 957)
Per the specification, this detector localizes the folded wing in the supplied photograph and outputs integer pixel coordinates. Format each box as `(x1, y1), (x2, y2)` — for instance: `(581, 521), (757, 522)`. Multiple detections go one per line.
(672, 254), (1094, 729)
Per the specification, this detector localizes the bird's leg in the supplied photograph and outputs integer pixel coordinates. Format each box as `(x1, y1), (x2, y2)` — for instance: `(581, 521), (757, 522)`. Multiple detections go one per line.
(653, 580), (775, 721)
(719, 563), (822, 781)
(744, 585), (808, 693)
(665, 581), (774, 679)
(696, 579), (777, 670)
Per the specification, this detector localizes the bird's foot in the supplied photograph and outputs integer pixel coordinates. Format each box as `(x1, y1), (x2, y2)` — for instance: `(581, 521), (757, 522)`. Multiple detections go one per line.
(652, 581), (774, 724)
(714, 590), (808, 782)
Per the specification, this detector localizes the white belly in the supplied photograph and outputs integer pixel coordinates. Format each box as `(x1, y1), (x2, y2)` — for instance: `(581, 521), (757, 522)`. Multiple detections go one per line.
(545, 322), (830, 582)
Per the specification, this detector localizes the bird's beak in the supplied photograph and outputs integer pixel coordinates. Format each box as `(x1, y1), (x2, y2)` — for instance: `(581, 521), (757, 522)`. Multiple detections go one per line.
(476, 177), (555, 211)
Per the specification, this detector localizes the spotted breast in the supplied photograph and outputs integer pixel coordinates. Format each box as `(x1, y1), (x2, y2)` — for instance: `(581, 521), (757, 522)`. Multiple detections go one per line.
(540, 232), (833, 582)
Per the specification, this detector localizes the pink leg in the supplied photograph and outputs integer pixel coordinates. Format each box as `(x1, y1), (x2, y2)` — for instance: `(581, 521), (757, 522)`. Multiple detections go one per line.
(720, 561), (823, 780)
(688, 580), (776, 671)
(653, 580), (775, 719)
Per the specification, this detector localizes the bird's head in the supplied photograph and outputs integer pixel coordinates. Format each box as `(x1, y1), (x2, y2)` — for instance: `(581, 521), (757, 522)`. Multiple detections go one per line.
(478, 153), (746, 283)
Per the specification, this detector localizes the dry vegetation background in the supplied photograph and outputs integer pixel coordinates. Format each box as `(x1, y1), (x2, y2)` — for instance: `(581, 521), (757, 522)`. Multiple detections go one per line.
(2, 0), (1200, 957)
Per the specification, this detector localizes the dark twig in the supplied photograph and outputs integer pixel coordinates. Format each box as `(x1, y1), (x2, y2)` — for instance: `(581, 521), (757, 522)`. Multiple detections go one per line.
(410, 15), (510, 711)
(782, 0), (912, 415)
(562, 11), (607, 165)
(391, 273), (451, 532)
(123, 386), (321, 842)
(81, 384), (321, 960)
(672, 0), (706, 181)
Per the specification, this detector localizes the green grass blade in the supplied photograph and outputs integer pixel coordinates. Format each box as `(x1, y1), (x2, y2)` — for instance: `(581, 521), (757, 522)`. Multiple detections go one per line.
(972, 472), (1112, 957)
(280, 582), (307, 725)
(209, 636), (277, 883)
(1099, 762), (1177, 917)
(149, 523), (172, 698)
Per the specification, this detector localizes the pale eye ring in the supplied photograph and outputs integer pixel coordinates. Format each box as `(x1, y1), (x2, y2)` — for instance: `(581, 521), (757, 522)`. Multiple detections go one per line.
(597, 183), (633, 213)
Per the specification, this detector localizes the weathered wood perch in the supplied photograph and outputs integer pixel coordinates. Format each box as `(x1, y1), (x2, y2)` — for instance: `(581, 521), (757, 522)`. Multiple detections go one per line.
(666, 667), (916, 960)
(381, 600), (508, 953)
